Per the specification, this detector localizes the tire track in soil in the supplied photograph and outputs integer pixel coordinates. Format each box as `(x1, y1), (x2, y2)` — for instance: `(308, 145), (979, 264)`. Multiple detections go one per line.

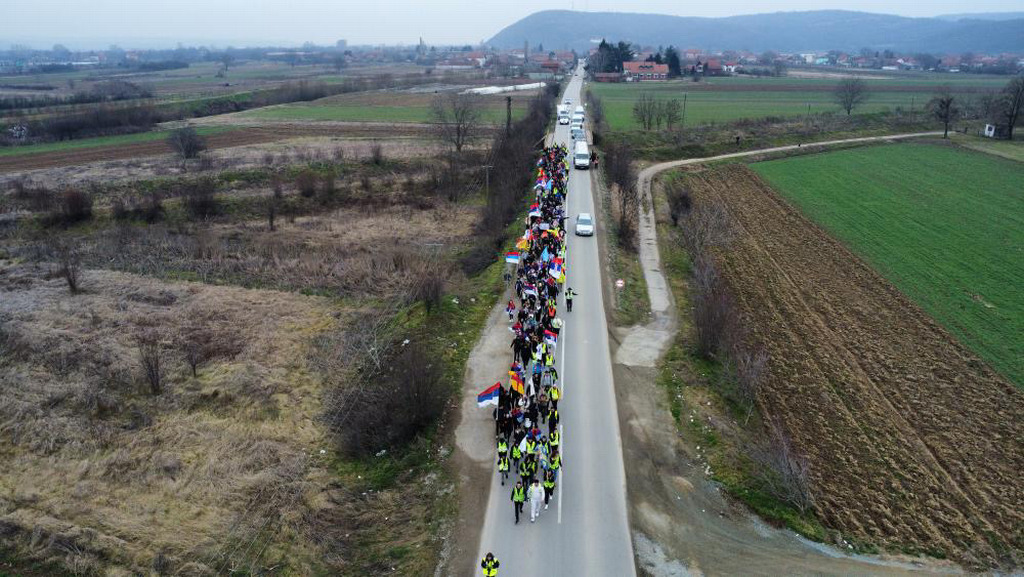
(687, 164), (1023, 567)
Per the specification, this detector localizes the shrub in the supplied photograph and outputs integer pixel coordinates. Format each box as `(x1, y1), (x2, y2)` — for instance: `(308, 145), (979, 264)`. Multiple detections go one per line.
(370, 143), (385, 166)
(180, 178), (218, 219)
(135, 330), (163, 395)
(329, 341), (445, 457)
(295, 170), (318, 198)
(53, 240), (81, 293)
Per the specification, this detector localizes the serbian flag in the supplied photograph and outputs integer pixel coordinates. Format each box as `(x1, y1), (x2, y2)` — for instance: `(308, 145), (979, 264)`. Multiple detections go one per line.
(505, 252), (520, 264)
(509, 371), (525, 395)
(528, 204), (542, 218)
(524, 284), (538, 298)
(477, 382), (501, 407)
(544, 330), (557, 347)
(549, 262), (562, 279)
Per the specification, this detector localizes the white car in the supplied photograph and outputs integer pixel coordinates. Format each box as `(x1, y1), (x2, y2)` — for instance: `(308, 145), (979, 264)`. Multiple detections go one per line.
(559, 115), (570, 125)
(563, 98), (572, 106)
(571, 127), (585, 142)
(575, 213), (594, 236)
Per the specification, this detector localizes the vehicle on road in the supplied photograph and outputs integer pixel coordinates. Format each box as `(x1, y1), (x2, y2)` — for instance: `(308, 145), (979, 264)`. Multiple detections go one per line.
(563, 98), (572, 106)
(571, 112), (584, 127)
(573, 141), (590, 170)
(557, 105), (570, 125)
(571, 127), (586, 142)
(575, 213), (594, 236)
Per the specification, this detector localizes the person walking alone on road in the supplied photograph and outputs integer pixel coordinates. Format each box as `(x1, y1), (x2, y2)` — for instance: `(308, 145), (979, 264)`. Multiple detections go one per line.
(481, 552), (500, 576)
(529, 479), (545, 522)
(565, 287), (577, 312)
(511, 481), (525, 524)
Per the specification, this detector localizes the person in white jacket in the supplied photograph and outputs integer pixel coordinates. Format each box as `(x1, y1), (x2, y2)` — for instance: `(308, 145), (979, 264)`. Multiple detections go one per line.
(528, 479), (545, 523)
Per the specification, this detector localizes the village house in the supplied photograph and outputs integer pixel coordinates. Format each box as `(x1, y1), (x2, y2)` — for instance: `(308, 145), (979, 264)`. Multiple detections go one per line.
(623, 61), (669, 81)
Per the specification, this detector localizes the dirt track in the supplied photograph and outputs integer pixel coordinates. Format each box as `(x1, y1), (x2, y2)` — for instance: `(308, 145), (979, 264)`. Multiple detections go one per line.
(689, 165), (1023, 566)
(0, 123), (434, 174)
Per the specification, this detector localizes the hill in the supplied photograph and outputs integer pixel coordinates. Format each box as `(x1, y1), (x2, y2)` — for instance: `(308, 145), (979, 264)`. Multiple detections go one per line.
(487, 10), (1024, 53)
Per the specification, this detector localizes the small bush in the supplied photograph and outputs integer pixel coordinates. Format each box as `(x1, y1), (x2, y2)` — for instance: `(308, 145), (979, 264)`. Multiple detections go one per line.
(47, 189), (93, 226)
(135, 330), (163, 395)
(180, 178), (218, 219)
(295, 170), (318, 198)
(53, 240), (82, 293)
(370, 143), (384, 166)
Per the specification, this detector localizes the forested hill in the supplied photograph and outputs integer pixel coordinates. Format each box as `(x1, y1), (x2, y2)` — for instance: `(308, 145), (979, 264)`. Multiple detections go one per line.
(487, 10), (1024, 54)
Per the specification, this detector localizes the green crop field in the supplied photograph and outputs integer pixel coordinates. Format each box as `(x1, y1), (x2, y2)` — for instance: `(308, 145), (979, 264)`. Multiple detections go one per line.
(0, 126), (233, 158)
(751, 143), (1024, 386)
(245, 90), (531, 124)
(589, 75), (1006, 130)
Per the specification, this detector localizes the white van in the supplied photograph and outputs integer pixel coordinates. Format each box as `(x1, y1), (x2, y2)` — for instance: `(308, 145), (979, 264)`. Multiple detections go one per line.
(573, 141), (590, 170)
(571, 112), (584, 127)
(557, 105), (570, 125)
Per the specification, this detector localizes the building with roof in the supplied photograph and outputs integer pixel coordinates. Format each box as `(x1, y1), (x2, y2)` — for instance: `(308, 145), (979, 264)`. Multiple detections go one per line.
(623, 61), (668, 81)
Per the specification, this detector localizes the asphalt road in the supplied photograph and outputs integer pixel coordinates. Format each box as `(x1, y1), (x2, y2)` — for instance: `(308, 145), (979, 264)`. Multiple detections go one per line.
(474, 70), (637, 576)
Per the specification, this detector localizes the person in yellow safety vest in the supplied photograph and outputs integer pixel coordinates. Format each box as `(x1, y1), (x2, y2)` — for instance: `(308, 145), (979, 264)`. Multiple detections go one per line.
(545, 352), (554, 367)
(524, 437), (537, 457)
(549, 429), (560, 451)
(511, 481), (525, 524)
(510, 441), (522, 464)
(481, 552), (500, 576)
(549, 384), (561, 410)
(543, 470), (556, 509)
(496, 437), (508, 460)
(548, 406), (559, 436)
(549, 449), (562, 479)
(497, 453), (510, 485)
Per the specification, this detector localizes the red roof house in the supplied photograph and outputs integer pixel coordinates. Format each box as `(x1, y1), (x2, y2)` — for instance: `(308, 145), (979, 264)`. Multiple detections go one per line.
(623, 61), (669, 81)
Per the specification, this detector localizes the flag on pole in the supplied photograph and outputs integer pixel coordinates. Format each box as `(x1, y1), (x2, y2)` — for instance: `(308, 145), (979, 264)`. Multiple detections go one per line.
(524, 284), (538, 298)
(509, 371), (525, 395)
(548, 262), (562, 279)
(541, 247), (550, 262)
(544, 330), (557, 347)
(505, 252), (520, 264)
(477, 382), (501, 407)
(529, 203), (542, 218)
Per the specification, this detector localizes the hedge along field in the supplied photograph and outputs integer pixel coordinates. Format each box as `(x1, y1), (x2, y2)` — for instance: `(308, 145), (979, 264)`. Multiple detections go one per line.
(245, 89), (532, 124)
(588, 76), (1001, 130)
(751, 142), (1024, 387)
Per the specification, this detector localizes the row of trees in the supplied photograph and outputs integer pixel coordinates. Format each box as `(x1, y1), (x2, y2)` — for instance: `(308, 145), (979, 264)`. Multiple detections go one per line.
(632, 93), (683, 130)
(833, 76), (1024, 139)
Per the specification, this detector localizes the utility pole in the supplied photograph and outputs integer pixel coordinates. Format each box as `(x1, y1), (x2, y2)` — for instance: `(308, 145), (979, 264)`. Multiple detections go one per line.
(506, 96), (512, 135)
(483, 165), (493, 196)
(681, 92), (687, 129)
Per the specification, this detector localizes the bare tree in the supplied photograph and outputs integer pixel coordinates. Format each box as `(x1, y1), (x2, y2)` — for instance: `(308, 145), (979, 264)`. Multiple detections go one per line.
(833, 78), (869, 115)
(927, 89), (960, 138)
(663, 99), (682, 130)
(431, 92), (480, 153)
(135, 330), (163, 395)
(167, 126), (207, 171)
(998, 76), (1024, 140)
(752, 417), (815, 514)
(632, 92), (657, 130)
(176, 328), (206, 378)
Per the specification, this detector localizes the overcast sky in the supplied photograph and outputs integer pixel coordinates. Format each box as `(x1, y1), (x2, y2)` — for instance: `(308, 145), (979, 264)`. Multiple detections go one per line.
(5, 0), (1023, 48)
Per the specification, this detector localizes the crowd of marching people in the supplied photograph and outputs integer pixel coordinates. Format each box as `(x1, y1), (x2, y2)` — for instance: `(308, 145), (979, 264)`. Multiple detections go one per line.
(477, 142), (573, 548)
(503, 144), (571, 528)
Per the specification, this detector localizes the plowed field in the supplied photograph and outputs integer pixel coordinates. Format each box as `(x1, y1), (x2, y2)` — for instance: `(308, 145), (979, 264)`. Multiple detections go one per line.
(686, 164), (1023, 566)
